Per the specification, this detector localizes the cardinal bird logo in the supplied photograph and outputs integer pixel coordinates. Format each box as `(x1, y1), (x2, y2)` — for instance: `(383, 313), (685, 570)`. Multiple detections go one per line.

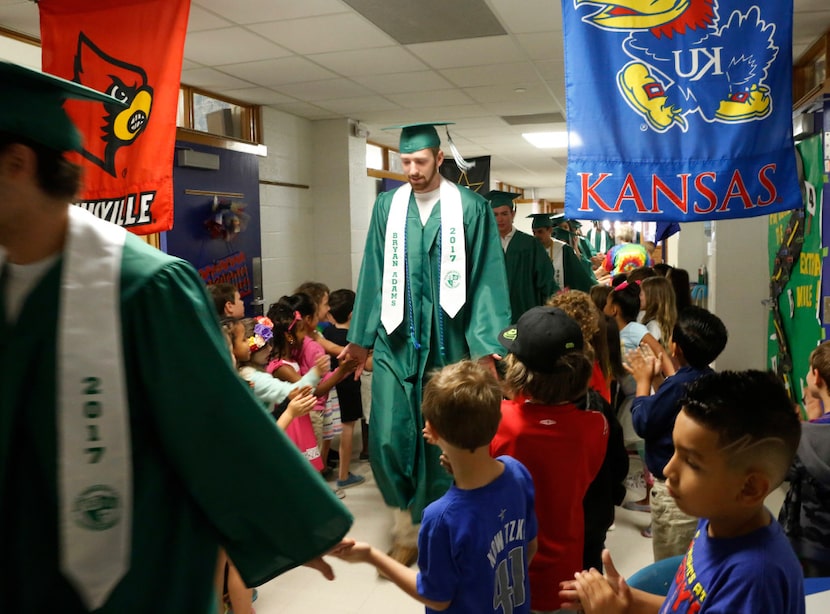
(575, 0), (778, 133)
(73, 33), (153, 176)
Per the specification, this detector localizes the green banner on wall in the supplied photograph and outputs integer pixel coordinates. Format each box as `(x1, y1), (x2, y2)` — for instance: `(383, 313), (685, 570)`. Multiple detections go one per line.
(767, 134), (824, 411)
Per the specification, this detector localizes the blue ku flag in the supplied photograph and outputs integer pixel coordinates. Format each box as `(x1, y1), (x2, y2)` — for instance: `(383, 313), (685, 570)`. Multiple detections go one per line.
(562, 0), (801, 222)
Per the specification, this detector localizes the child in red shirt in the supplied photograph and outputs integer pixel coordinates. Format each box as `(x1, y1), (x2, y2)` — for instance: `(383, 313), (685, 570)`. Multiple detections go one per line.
(491, 306), (609, 612)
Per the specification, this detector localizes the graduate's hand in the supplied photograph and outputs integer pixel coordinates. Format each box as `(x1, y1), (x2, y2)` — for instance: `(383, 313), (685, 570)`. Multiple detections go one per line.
(338, 343), (368, 379)
(304, 556), (336, 580)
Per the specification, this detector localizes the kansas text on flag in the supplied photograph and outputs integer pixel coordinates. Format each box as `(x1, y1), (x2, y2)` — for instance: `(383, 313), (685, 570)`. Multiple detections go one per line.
(562, 0), (801, 222)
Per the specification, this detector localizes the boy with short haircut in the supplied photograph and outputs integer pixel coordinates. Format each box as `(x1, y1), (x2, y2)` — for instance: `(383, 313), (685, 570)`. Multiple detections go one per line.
(491, 306), (609, 612)
(628, 306), (728, 560)
(207, 282), (244, 319)
(332, 360), (538, 613)
(323, 289), (366, 489)
(563, 370), (805, 614)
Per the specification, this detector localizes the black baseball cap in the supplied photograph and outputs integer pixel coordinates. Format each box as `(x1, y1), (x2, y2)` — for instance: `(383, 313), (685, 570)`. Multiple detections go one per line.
(498, 306), (584, 373)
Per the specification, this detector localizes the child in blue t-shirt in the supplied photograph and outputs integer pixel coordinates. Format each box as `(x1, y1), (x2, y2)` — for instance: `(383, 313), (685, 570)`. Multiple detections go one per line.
(561, 370), (805, 614)
(628, 306), (728, 561)
(331, 360), (538, 613)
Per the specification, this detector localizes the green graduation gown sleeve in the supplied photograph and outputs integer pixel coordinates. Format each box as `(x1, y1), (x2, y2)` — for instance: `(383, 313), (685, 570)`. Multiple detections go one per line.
(348, 184), (510, 521)
(503, 230), (558, 322)
(0, 235), (353, 613)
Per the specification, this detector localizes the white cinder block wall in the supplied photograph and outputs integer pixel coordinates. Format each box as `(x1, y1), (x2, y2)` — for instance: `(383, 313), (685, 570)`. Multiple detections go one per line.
(258, 107), (317, 307)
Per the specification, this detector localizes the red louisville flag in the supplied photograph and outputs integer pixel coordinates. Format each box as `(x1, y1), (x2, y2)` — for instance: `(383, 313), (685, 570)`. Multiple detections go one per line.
(39, 0), (191, 235)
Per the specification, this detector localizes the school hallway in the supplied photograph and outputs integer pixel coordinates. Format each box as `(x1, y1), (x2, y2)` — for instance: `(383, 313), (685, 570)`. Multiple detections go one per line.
(248, 437), (787, 613)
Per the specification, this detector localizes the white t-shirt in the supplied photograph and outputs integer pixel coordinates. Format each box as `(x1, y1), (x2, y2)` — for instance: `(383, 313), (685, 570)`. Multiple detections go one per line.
(414, 188), (440, 225)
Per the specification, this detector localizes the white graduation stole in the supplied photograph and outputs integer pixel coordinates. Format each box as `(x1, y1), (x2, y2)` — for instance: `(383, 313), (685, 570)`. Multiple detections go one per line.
(548, 240), (565, 289)
(58, 206), (131, 610)
(381, 177), (465, 333)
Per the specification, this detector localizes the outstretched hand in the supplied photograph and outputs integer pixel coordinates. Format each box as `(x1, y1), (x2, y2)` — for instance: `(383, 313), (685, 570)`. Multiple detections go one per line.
(304, 556), (336, 581)
(337, 343), (369, 379)
(328, 537), (372, 564)
(623, 344), (660, 385)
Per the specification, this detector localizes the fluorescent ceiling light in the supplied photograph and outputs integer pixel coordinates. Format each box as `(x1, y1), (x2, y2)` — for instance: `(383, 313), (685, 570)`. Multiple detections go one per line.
(522, 131), (572, 149)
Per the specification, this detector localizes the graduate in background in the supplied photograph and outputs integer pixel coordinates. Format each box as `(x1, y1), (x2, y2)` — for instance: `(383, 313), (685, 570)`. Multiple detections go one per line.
(529, 213), (596, 293)
(488, 190), (557, 321)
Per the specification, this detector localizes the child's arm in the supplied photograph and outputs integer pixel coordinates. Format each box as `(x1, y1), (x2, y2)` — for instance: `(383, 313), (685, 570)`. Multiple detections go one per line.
(315, 331), (344, 357)
(313, 357), (359, 397)
(639, 333), (674, 383)
(330, 539), (451, 611)
(624, 347), (658, 397)
(247, 368), (322, 405)
(276, 387), (316, 430)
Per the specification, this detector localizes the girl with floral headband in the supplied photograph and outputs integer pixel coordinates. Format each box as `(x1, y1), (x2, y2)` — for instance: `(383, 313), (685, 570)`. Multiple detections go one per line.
(236, 316), (328, 432)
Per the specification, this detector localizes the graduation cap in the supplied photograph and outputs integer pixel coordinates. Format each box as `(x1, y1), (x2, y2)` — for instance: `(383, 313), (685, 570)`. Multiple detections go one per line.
(384, 121), (472, 172)
(485, 190), (521, 211)
(0, 61), (127, 153)
(526, 213), (554, 229)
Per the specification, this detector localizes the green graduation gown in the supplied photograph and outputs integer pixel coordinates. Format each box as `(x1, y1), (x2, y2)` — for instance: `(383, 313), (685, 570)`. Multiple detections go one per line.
(546, 239), (597, 293)
(349, 185), (510, 522)
(0, 235), (353, 613)
(504, 229), (558, 322)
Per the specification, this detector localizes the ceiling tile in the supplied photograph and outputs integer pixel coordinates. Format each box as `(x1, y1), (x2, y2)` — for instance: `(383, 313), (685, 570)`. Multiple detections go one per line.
(407, 36), (524, 69)
(186, 5), (233, 32)
(248, 13), (395, 55)
(353, 70), (455, 94)
(194, 0), (348, 24)
(463, 82), (556, 104)
(271, 100), (340, 120)
(386, 88), (476, 108)
(441, 62), (543, 88)
(488, 0), (562, 33)
(315, 95), (402, 115)
(308, 46), (427, 76)
(515, 31), (565, 61)
(218, 87), (296, 105)
(180, 67), (255, 90)
(219, 56), (337, 86)
(184, 27), (292, 66)
(275, 78), (372, 101)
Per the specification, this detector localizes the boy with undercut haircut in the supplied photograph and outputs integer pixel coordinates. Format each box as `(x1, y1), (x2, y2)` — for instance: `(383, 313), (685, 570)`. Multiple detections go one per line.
(332, 360), (538, 614)
(562, 370), (805, 614)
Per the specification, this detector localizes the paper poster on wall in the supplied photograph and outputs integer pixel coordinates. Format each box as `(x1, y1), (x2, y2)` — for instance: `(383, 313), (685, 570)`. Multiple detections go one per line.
(767, 134), (824, 410)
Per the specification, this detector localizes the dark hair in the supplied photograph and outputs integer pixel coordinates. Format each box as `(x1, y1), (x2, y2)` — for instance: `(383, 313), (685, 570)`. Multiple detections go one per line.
(653, 263), (673, 277)
(294, 282), (330, 312)
(206, 283), (238, 318)
(671, 306), (727, 368)
(504, 351), (592, 404)
(328, 289), (355, 324)
(608, 281), (641, 322)
(668, 268), (693, 312)
(0, 131), (83, 201)
(267, 297), (311, 358)
(589, 285), (612, 314)
(627, 266), (656, 284)
(273, 293), (316, 320)
(682, 370), (800, 486)
(422, 360), (503, 453)
(610, 273), (628, 288)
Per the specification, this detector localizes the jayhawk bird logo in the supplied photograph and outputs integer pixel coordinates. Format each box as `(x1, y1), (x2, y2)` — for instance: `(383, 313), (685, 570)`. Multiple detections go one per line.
(73, 33), (153, 177)
(576, 0), (777, 132)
